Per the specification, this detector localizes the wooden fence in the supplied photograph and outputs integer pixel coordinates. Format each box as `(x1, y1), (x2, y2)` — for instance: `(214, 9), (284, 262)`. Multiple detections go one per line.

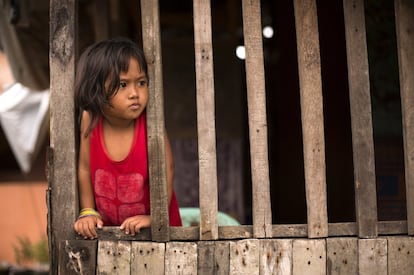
(48, 0), (414, 274)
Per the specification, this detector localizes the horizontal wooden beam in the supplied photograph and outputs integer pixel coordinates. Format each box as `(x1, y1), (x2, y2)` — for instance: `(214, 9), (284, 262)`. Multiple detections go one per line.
(92, 221), (408, 241)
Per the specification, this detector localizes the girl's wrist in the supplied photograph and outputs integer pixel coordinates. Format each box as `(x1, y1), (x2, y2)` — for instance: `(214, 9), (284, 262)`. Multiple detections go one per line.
(77, 208), (101, 220)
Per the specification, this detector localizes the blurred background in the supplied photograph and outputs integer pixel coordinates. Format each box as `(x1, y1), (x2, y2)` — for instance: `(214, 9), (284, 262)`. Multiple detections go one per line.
(0, 0), (404, 271)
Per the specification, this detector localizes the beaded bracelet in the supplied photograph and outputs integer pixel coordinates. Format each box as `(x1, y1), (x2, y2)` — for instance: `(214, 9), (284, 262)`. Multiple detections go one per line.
(78, 208), (101, 220)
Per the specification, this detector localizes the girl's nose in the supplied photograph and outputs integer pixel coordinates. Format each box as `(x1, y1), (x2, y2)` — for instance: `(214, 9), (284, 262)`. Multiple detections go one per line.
(129, 87), (139, 99)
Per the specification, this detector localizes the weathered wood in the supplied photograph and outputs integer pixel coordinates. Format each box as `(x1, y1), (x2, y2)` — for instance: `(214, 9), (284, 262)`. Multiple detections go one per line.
(131, 242), (165, 275)
(165, 242), (198, 274)
(97, 241), (131, 274)
(59, 240), (97, 275)
(293, 0), (328, 238)
(343, 0), (378, 238)
(95, 221), (407, 242)
(197, 241), (230, 274)
(198, 241), (216, 275)
(388, 237), (414, 274)
(49, 1), (78, 274)
(140, 0), (170, 241)
(229, 239), (260, 275)
(272, 224), (307, 238)
(326, 238), (358, 275)
(215, 241), (231, 275)
(259, 239), (293, 275)
(193, 0), (219, 241)
(358, 239), (387, 275)
(395, 0), (414, 235)
(241, 0), (272, 239)
(292, 239), (326, 275)
(378, 220), (407, 235)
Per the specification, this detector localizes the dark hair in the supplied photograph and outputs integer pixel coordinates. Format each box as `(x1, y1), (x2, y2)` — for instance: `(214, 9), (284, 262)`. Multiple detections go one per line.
(74, 37), (148, 137)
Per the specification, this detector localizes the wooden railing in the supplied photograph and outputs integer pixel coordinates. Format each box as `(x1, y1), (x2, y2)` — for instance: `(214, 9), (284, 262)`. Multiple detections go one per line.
(48, 0), (414, 274)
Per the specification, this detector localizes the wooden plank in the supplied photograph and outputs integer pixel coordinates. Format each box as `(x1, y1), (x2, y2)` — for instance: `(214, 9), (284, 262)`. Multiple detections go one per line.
(193, 0), (219, 241)
(395, 0), (414, 235)
(97, 241), (131, 274)
(198, 241), (216, 274)
(292, 239), (326, 275)
(272, 224), (307, 238)
(215, 241), (231, 275)
(388, 237), (414, 274)
(131, 242), (165, 275)
(197, 241), (230, 275)
(358, 239), (387, 275)
(326, 238), (358, 275)
(96, 221), (407, 241)
(165, 242), (198, 274)
(59, 240), (97, 275)
(140, 0), (170, 241)
(293, 0), (328, 238)
(229, 239), (260, 275)
(259, 239), (293, 275)
(343, 0), (378, 238)
(49, 1), (78, 274)
(241, 0), (272, 239)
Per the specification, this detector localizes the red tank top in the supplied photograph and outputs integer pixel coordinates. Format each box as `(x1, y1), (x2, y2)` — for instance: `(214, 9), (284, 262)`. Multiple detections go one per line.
(90, 113), (182, 226)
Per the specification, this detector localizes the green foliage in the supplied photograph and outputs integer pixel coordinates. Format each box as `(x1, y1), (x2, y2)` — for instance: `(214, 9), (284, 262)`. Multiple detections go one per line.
(13, 236), (49, 265)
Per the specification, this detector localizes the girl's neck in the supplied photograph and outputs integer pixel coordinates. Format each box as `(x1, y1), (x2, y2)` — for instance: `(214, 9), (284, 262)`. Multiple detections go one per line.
(103, 115), (135, 130)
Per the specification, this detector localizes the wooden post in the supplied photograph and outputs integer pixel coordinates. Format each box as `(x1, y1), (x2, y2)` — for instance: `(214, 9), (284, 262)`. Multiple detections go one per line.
(343, 0), (378, 238)
(140, 0), (170, 241)
(293, 0), (328, 238)
(241, 0), (273, 238)
(394, 0), (414, 235)
(193, 0), (219, 241)
(49, 0), (78, 273)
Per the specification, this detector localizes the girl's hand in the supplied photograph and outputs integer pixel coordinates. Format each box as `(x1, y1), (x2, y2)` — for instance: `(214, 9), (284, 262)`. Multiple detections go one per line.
(74, 216), (103, 239)
(120, 215), (151, 236)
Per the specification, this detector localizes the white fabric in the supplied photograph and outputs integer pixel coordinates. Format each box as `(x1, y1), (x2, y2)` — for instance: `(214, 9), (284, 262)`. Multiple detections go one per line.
(0, 83), (49, 173)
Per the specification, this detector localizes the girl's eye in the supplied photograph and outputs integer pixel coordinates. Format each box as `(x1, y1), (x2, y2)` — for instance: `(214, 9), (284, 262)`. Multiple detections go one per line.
(138, 80), (147, 87)
(119, 82), (127, 88)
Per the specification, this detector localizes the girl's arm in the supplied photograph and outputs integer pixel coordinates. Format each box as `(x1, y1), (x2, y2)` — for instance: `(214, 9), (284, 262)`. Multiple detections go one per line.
(74, 111), (102, 239)
(77, 111), (95, 209)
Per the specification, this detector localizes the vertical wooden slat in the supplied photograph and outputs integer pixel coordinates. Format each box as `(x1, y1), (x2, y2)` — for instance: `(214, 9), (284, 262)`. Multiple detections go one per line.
(358, 239), (387, 275)
(388, 237), (414, 274)
(140, 0), (170, 241)
(241, 0), (273, 239)
(198, 241), (230, 274)
(230, 239), (260, 275)
(259, 239), (293, 275)
(326, 238), (358, 275)
(394, 0), (414, 235)
(292, 239), (326, 275)
(193, 0), (219, 241)
(198, 241), (216, 274)
(343, 0), (378, 238)
(215, 241), (231, 275)
(49, 1), (78, 274)
(293, 0), (328, 238)
(97, 241), (131, 274)
(165, 242), (198, 274)
(131, 242), (165, 275)
(59, 240), (97, 275)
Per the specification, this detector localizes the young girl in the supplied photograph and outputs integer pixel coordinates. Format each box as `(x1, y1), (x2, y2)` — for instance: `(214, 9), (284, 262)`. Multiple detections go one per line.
(73, 38), (182, 239)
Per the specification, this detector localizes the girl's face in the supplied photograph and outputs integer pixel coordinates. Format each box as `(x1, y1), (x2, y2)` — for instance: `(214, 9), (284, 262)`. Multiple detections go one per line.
(103, 57), (148, 125)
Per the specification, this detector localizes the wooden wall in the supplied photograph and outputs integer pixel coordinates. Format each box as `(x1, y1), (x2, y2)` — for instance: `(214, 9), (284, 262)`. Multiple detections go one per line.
(48, 0), (414, 274)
